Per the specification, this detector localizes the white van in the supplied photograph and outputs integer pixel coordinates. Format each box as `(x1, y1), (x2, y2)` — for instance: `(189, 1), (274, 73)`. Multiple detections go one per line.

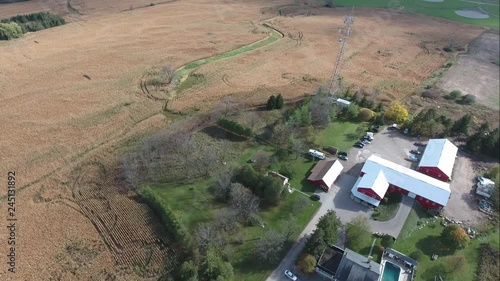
(308, 149), (325, 160)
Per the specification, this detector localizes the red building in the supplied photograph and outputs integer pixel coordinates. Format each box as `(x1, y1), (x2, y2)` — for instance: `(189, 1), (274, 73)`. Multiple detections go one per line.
(418, 139), (458, 182)
(308, 159), (344, 191)
(351, 155), (451, 210)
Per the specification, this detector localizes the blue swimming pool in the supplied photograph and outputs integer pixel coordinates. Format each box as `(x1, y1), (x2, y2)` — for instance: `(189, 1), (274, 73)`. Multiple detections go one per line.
(382, 261), (401, 281)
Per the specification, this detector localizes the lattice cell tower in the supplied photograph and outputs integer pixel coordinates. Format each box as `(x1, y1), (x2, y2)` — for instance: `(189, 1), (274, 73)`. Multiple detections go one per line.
(328, 6), (355, 97)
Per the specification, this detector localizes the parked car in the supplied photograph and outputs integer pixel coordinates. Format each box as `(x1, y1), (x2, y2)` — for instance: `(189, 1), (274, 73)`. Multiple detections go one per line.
(477, 176), (494, 186)
(361, 139), (371, 145)
(338, 151), (348, 157)
(310, 194), (320, 201)
(354, 143), (364, 148)
(409, 155), (419, 162)
(371, 127), (379, 133)
(409, 150), (421, 155)
(284, 270), (298, 281)
(338, 154), (348, 160)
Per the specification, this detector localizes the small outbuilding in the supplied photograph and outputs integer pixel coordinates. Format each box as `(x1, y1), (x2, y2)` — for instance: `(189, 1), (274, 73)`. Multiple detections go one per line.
(308, 159), (344, 191)
(335, 98), (351, 108)
(418, 139), (458, 182)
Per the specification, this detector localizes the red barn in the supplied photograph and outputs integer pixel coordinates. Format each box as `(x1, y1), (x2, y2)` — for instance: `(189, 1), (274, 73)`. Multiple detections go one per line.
(351, 155), (451, 210)
(418, 139), (458, 182)
(307, 159), (344, 191)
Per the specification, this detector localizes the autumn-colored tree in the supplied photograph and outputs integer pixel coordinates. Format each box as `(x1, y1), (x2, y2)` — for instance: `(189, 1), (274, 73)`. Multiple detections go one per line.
(298, 253), (317, 274)
(384, 102), (409, 124)
(441, 224), (470, 250)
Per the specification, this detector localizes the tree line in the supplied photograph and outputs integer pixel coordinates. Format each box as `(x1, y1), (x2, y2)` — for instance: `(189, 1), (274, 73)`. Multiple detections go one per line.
(0, 11), (65, 40)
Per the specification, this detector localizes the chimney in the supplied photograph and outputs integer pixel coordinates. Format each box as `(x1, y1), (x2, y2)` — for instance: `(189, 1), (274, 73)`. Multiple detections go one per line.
(367, 256), (373, 263)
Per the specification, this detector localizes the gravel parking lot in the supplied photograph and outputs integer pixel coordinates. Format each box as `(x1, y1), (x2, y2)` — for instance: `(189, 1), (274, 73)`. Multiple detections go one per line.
(339, 127), (489, 226)
(340, 127), (419, 177)
(445, 152), (488, 226)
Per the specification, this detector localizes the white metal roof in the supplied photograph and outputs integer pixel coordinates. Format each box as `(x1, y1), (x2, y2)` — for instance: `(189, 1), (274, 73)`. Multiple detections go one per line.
(351, 177), (381, 207)
(418, 139), (458, 178)
(322, 160), (344, 187)
(362, 155), (451, 206)
(336, 98), (351, 106)
(357, 170), (389, 199)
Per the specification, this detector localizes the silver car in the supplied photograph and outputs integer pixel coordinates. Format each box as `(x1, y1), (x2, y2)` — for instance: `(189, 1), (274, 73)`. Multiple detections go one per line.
(284, 270), (298, 281)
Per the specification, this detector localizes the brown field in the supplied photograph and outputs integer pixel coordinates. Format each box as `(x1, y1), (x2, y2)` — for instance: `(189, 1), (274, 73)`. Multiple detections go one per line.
(0, 0), (491, 279)
(168, 6), (485, 111)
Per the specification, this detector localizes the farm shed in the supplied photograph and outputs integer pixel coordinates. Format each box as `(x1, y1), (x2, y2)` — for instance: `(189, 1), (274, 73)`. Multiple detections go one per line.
(351, 155), (451, 210)
(267, 171), (290, 192)
(418, 139), (458, 181)
(308, 159), (344, 191)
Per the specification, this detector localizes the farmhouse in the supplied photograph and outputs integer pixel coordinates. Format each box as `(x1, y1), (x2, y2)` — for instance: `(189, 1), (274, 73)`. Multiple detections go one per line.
(308, 159), (344, 191)
(418, 139), (458, 181)
(351, 155), (451, 210)
(316, 245), (381, 281)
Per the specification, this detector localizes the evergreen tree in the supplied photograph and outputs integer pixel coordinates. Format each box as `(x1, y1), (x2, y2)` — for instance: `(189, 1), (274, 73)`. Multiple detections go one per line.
(266, 95), (276, 110)
(452, 114), (472, 136)
(275, 94), (284, 109)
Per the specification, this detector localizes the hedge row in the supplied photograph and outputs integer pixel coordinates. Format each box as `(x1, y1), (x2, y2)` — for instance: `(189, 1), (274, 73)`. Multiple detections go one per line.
(0, 11), (65, 40)
(217, 117), (253, 137)
(139, 186), (189, 243)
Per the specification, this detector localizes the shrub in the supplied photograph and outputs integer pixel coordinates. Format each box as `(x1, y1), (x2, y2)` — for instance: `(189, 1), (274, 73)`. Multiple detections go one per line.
(410, 250), (425, 262)
(381, 235), (394, 248)
(458, 94), (476, 105)
(298, 253), (316, 274)
(0, 22), (23, 40)
(274, 147), (289, 161)
(358, 108), (374, 121)
(279, 164), (293, 180)
(421, 89), (441, 100)
(448, 90), (462, 100)
(139, 187), (189, 244)
(217, 117), (253, 137)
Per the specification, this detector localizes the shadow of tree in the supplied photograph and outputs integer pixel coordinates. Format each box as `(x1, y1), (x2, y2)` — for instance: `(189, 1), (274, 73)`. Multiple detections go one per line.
(416, 235), (455, 257)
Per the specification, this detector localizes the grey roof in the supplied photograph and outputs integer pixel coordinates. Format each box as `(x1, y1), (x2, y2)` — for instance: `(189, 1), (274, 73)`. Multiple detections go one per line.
(335, 248), (381, 281)
(317, 245), (345, 275)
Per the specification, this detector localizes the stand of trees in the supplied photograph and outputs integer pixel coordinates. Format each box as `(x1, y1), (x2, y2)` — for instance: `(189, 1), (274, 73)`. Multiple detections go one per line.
(0, 12), (65, 40)
(466, 123), (500, 160)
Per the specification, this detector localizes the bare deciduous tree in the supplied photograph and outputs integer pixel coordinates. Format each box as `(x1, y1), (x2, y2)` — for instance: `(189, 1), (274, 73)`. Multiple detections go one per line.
(194, 223), (225, 254)
(213, 169), (233, 202)
(272, 122), (291, 145)
(254, 150), (270, 171)
(214, 208), (239, 233)
(310, 91), (332, 127)
(229, 183), (259, 223)
(162, 64), (175, 84)
(255, 229), (286, 263)
(196, 145), (219, 178)
(280, 215), (299, 242)
(292, 196), (309, 215)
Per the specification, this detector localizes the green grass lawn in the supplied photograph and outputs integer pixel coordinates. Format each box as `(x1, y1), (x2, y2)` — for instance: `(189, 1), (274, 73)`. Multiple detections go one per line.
(372, 193), (403, 221)
(148, 177), (320, 281)
(316, 121), (367, 152)
(322, 0), (500, 28)
(393, 204), (500, 281)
